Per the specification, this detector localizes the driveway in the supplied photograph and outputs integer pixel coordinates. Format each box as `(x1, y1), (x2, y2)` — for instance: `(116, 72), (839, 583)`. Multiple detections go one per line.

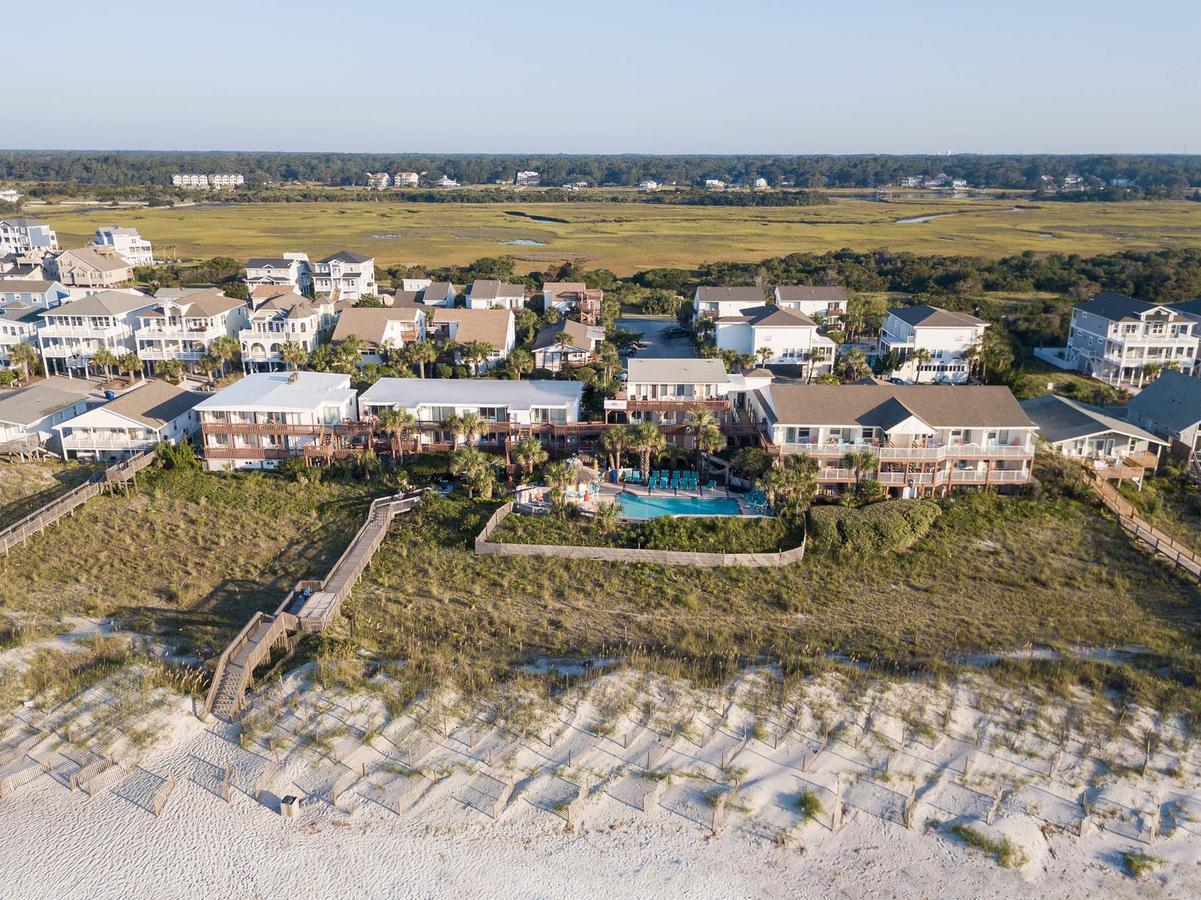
(615, 315), (698, 360)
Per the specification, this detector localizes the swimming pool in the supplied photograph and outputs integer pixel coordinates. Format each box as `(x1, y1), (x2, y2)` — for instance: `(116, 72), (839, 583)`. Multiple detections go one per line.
(615, 492), (743, 519)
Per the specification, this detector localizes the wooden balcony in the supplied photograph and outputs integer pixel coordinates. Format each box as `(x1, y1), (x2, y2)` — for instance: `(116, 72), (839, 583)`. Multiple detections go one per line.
(201, 421), (369, 437)
(202, 447), (292, 461)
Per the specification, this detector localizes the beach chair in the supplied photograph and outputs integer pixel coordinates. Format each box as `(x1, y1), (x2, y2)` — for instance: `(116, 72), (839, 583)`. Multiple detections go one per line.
(704, 479), (717, 491)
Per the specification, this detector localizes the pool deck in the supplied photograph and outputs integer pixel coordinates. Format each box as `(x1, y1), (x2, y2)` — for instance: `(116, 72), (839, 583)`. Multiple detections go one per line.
(595, 480), (753, 516)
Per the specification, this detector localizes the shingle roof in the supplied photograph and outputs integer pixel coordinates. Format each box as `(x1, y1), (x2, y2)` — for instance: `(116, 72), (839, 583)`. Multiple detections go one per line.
(1021, 394), (1163, 445)
(331, 307), (423, 348)
(470, 279), (525, 300)
(718, 305), (817, 328)
(0, 377), (94, 427)
(886, 305), (987, 328)
(246, 257), (296, 268)
(84, 379), (203, 429)
(319, 250), (373, 264)
(532, 318), (598, 352)
(696, 286), (765, 304)
(0, 280), (57, 294)
(1125, 370), (1201, 433)
(438, 308), (512, 349)
(57, 247), (131, 273)
(421, 281), (455, 302)
(1, 304), (47, 325)
(0, 217), (48, 228)
(40, 290), (153, 318)
(144, 288), (241, 318)
(1074, 292), (1164, 322)
(763, 384), (1032, 428)
(627, 357), (728, 384)
(774, 285), (848, 303)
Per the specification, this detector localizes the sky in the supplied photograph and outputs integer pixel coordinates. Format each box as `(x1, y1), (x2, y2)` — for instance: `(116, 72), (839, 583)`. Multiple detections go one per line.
(9, 0), (1201, 154)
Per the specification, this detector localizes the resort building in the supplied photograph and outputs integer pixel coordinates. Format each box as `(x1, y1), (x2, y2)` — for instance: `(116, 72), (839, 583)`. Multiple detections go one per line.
(0, 217), (58, 255)
(330, 306), (426, 366)
(311, 251), (376, 302)
(773, 286), (848, 322)
(0, 305), (41, 369)
(532, 319), (603, 371)
(359, 378), (585, 451)
(38, 290), (156, 376)
(0, 279), (70, 309)
(1064, 293), (1198, 386)
(429, 308), (515, 372)
(240, 290), (336, 372)
(0, 376), (95, 454)
(611, 357), (732, 426)
(543, 283), (604, 324)
(92, 226), (154, 267)
(172, 174), (244, 189)
(196, 371), (360, 471)
(1022, 393), (1164, 483)
(244, 254), (313, 295)
(135, 288), (249, 374)
(713, 305), (835, 374)
(877, 305), (988, 384)
(394, 172), (420, 187)
(748, 383), (1037, 496)
(418, 281), (456, 307)
(467, 279), (527, 310)
(50, 247), (133, 288)
(365, 172), (391, 190)
(54, 379), (203, 462)
(693, 286), (766, 319)
(1125, 370), (1201, 461)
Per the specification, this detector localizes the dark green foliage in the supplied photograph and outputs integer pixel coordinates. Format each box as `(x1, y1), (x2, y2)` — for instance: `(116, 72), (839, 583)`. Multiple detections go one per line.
(807, 500), (941, 552)
(154, 440), (200, 471)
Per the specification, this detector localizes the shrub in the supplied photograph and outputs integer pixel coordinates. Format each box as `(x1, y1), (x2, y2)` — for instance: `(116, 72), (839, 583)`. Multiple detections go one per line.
(948, 824), (1027, 869)
(807, 500), (941, 553)
(1123, 850), (1164, 878)
(795, 788), (823, 822)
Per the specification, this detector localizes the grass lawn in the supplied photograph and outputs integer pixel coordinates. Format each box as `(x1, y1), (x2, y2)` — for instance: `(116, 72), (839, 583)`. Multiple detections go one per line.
(0, 461), (102, 530)
(0, 467), (384, 655)
(333, 456), (1201, 712)
(32, 197), (1201, 275)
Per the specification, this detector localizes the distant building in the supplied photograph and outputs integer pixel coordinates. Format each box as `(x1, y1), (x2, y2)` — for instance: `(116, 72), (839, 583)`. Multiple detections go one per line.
(703, 179), (726, 191)
(93, 226), (154, 267)
(50, 247), (133, 288)
(752, 177), (769, 190)
(637, 179), (659, 192)
(714, 306), (835, 375)
(0, 217), (58, 255)
(0, 189), (20, 204)
(172, 174), (209, 189)
(366, 172), (391, 190)
(171, 174), (244, 189)
(1110, 178), (1136, 188)
(435, 176), (459, 189)
(514, 170), (541, 186)
(245, 253), (312, 295)
(899, 176), (923, 188)
(394, 172), (420, 187)
(210, 174), (244, 189)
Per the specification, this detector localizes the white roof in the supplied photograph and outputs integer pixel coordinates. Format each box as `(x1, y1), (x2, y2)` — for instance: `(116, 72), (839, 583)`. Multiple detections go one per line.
(359, 378), (583, 410)
(195, 372), (354, 413)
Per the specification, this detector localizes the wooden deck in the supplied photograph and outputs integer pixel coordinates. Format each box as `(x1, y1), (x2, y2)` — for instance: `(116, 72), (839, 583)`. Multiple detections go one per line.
(1084, 468), (1201, 579)
(203, 491), (423, 721)
(0, 450), (155, 556)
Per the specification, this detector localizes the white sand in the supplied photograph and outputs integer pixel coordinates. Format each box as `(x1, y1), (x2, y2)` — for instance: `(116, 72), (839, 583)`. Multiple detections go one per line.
(2, 665), (1198, 899)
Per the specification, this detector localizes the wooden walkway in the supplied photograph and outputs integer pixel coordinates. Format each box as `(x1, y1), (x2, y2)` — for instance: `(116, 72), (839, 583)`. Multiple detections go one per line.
(1084, 469), (1201, 579)
(204, 492), (422, 721)
(0, 450), (156, 557)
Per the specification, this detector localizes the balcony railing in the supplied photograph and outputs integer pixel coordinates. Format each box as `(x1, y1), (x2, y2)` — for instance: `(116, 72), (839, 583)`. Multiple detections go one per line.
(202, 447), (293, 461)
(61, 434), (157, 451)
(39, 324), (129, 339)
(778, 440), (1033, 461)
(616, 396), (731, 413)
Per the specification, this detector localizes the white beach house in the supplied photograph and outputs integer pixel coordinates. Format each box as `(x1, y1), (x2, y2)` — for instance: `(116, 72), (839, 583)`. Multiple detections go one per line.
(135, 288), (250, 374)
(38, 290), (156, 376)
(713, 305), (835, 374)
(54, 379), (203, 461)
(877, 305), (988, 383)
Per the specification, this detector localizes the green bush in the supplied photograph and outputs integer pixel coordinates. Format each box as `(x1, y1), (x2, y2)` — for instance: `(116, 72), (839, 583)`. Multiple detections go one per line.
(807, 500), (941, 553)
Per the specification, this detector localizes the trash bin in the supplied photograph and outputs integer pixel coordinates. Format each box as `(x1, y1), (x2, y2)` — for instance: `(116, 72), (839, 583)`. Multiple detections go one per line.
(105, 390), (117, 401)
(280, 795), (302, 819)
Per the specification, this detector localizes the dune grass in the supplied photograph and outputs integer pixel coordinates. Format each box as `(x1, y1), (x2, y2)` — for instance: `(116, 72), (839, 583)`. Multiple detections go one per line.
(0, 467), (381, 655)
(33, 197), (1201, 274)
(0, 460), (102, 530)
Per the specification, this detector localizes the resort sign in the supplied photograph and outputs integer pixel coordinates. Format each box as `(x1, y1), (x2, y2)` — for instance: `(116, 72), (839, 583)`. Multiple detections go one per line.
(603, 398), (628, 411)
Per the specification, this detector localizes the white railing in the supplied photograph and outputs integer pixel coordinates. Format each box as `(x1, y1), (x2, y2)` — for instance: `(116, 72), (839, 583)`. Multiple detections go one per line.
(38, 324), (129, 339)
(61, 434), (158, 451)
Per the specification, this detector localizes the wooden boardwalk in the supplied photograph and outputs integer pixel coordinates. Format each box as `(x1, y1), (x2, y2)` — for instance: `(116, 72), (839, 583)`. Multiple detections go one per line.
(0, 450), (156, 557)
(204, 492), (422, 721)
(1084, 469), (1201, 579)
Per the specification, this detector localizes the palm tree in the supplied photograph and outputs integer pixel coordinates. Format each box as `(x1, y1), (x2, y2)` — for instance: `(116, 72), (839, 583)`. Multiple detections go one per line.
(909, 348), (932, 382)
(513, 436), (548, 475)
(158, 359), (184, 384)
(841, 449), (877, 487)
(628, 422), (665, 487)
(755, 346), (773, 367)
(685, 408), (719, 474)
(404, 340), (439, 378)
(840, 347), (869, 382)
(446, 411), (485, 448)
(450, 448), (496, 499)
(597, 342), (620, 381)
(198, 353), (221, 383)
(209, 335), (241, 377)
(93, 347), (118, 381)
(601, 423), (630, 472)
(508, 348), (534, 379)
(8, 343), (38, 383)
(759, 454), (818, 526)
(376, 406), (417, 462)
(333, 335), (366, 372)
(117, 351), (142, 384)
(281, 340), (308, 371)
(461, 340), (494, 376)
(1142, 362), (1161, 386)
(960, 344), (980, 380)
(552, 331), (576, 371)
(542, 459), (574, 514)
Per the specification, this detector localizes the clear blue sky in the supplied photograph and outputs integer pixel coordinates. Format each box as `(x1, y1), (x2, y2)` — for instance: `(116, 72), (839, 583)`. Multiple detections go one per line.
(12, 0), (1200, 154)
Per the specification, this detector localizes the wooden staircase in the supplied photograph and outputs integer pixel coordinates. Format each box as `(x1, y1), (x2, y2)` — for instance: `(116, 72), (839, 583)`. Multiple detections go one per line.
(207, 611), (298, 721)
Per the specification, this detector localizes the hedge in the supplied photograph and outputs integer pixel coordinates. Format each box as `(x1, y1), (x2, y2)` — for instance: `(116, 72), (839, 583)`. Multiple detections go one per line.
(807, 500), (941, 553)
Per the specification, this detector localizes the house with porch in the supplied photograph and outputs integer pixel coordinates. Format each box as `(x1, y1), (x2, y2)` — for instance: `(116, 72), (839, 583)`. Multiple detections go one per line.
(692, 286), (767, 320)
(543, 283), (603, 324)
(467, 279), (527, 310)
(714, 305), (835, 374)
(429, 308), (515, 372)
(311, 251), (376, 302)
(0, 376), (96, 455)
(748, 383), (1036, 496)
(38, 290), (156, 376)
(0, 279), (70, 309)
(92, 226), (154, 267)
(1021, 393), (1164, 484)
(610, 357), (732, 428)
(240, 289), (336, 372)
(0, 217), (58, 255)
(50, 247), (133, 288)
(773, 286), (848, 322)
(532, 318), (603, 371)
(359, 378), (584, 452)
(330, 306), (426, 366)
(54, 379), (203, 461)
(1064, 293), (1198, 386)
(877, 305), (988, 383)
(196, 371), (360, 471)
(0, 305), (41, 369)
(1125, 370), (1201, 463)
(135, 288), (249, 374)
(245, 254), (313, 295)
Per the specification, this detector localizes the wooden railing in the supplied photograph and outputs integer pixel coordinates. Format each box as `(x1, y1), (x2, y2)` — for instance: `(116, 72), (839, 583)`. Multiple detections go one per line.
(1084, 468), (1201, 579)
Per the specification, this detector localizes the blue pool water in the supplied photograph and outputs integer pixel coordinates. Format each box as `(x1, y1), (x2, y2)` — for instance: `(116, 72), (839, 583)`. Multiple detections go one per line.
(615, 493), (743, 519)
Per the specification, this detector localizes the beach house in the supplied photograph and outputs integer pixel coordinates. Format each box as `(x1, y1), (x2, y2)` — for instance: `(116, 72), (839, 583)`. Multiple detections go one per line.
(877, 305), (988, 383)
(429, 308), (515, 372)
(1125, 370), (1201, 463)
(713, 305), (836, 374)
(244, 254), (313, 295)
(240, 289), (336, 372)
(38, 290), (156, 376)
(50, 247), (133, 288)
(1065, 293), (1198, 386)
(92, 226), (154, 267)
(467, 279), (527, 310)
(772, 286), (848, 322)
(0, 217), (58, 255)
(135, 288), (249, 374)
(311, 251), (376, 302)
(692, 286), (766, 320)
(610, 357), (731, 427)
(0, 305), (41, 369)
(54, 379), (203, 461)
(0, 376), (95, 454)
(0, 279), (70, 309)
(1021, 393), (1164, 483)
(330, 306), (426, 365)
(531, 319), (603, 371)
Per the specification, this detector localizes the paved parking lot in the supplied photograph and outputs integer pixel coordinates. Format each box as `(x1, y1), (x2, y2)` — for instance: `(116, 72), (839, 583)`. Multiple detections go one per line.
(615, 316), (697, 360)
